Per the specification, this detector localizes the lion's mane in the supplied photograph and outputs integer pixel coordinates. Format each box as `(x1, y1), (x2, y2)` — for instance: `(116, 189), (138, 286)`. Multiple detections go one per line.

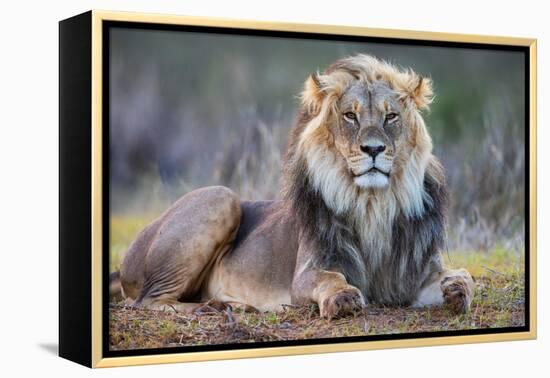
(283, 55), (449, 305)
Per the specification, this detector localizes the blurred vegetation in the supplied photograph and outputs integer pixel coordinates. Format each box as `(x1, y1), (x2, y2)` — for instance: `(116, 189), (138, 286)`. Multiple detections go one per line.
(109, 27), (525, 262)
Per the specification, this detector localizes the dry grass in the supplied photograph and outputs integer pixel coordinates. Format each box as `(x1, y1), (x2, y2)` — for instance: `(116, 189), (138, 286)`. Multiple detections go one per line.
(109, 247), (524, 351)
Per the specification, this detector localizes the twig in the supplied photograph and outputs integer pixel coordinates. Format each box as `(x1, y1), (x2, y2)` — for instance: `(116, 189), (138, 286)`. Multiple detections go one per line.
(223, 307), (237, 329)
(482, 265), (506, 276)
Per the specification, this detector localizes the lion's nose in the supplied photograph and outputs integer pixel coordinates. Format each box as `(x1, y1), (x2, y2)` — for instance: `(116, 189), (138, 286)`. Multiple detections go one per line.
(360, 144), (386, 158)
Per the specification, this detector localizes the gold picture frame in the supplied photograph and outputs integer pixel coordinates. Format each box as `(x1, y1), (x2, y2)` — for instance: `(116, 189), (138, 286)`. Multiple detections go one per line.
(59, 9), (537, 368)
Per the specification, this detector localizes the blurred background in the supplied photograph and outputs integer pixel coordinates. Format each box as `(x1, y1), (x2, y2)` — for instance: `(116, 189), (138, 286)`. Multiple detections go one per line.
(109, 27), (525, 274)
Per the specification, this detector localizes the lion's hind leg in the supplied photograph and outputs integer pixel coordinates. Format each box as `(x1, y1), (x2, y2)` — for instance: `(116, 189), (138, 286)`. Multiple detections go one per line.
(129, 186), (241, 313)
(413, 268), (475, 314)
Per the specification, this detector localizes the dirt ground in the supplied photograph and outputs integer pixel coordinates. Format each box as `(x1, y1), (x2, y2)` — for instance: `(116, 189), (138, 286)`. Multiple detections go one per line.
(109, 271), (525, 351)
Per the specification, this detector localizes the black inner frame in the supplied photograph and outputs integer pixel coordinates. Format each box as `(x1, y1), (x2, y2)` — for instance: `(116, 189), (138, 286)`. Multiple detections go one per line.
(102, 20), (531, 359)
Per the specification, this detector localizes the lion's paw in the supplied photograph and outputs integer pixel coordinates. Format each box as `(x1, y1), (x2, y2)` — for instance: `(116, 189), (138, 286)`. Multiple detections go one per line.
(441, 272), (474, 314)
(320, 287), (366, 319)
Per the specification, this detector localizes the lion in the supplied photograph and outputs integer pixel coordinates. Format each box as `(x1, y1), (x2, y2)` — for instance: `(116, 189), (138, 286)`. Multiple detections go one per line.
(111, 54), (475, 319)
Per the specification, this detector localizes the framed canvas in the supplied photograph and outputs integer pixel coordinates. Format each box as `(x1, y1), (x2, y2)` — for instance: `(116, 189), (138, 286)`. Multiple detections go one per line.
(59, 10), (537, 368)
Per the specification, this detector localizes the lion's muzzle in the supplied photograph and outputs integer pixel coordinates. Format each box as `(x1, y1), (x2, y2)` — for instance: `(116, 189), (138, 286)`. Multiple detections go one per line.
(351, 140), (393, 189)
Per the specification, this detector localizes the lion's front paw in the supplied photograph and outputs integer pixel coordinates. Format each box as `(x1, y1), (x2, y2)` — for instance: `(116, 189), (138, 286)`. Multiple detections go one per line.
(441, 271), (474, 314)
(320, 287), (366, 319)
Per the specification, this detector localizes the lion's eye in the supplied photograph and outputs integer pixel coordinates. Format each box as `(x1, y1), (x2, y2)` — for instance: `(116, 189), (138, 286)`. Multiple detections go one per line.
(385, 113), (398, 122)
(343, 112), (357, 122)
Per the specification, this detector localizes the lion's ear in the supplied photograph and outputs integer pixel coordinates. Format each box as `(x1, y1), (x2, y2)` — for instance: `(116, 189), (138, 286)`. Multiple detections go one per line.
(301, 73), (325, 115)
(406, 74), (434, 110)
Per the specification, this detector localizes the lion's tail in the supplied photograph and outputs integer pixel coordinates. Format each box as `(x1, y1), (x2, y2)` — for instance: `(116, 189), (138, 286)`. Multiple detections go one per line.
(109, 271), (123, 302)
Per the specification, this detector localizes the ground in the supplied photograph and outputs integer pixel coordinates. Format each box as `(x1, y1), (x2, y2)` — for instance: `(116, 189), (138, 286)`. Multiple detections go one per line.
(110, 273), (524, 349)
(109, 217), (525, 350)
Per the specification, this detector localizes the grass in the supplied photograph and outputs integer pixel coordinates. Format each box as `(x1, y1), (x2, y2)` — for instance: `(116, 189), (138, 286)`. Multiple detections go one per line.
(109, 215), (525, 351)
(110, 215), (157, 273)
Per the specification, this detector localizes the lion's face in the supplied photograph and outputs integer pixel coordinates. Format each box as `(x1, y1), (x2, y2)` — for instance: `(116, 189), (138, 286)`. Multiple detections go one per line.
(331, 81), (405, 189)
(298, 54), (434, 199)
